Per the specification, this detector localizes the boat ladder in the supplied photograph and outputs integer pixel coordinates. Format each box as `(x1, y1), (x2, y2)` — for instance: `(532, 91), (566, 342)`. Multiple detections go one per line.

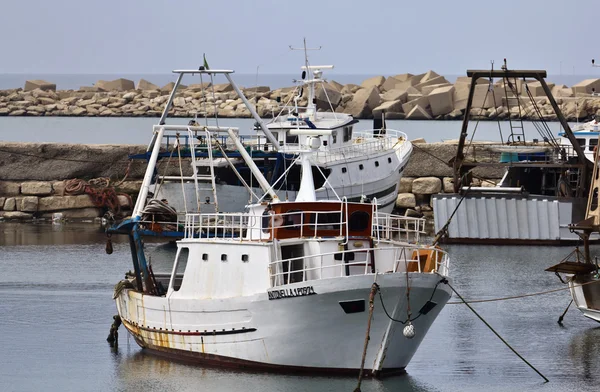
(188, 128), (219, 213)
(502, 76), (527, 145)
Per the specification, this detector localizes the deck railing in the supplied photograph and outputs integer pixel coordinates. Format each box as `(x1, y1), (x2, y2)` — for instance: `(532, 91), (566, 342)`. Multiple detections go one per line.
(268, 245), (450, 287)
(372, 213), (425, 243)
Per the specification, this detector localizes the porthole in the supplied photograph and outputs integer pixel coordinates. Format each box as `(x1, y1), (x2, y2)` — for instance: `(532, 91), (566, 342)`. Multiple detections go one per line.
(374, 161), (379, 167)
(388, 157), (392, 163)
(202, 253), (208, 261)
(359, 164), (364, 170)
(342, 167), (347, 173)
(221, 254), (228, 262)
(242, 254), (249, 262)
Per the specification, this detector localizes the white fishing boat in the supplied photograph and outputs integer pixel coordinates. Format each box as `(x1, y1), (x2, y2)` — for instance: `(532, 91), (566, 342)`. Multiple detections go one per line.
(141, 53), (411, 215)
(108, 68), (452, 376)
(557, 116), (600, 162)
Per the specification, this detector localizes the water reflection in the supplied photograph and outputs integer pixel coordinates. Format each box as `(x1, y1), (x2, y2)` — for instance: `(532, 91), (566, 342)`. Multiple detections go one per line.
(569, 327), (600, 380)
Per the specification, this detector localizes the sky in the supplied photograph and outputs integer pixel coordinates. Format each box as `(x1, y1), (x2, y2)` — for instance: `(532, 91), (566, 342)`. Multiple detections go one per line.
(0, 0), (597, 76)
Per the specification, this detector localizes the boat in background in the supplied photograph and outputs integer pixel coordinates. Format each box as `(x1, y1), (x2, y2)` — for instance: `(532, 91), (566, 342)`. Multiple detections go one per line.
(108, 67), (452, 375)
(433, 64), (593, 244)
(558, 115), (600, 162)
(135, 52), (411, 216)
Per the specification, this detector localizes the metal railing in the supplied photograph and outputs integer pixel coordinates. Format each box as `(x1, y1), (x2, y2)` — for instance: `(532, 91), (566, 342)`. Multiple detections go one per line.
(314, 129), (409, 163)
(372, 213), (426, 243)
(268, 245), (450, 287)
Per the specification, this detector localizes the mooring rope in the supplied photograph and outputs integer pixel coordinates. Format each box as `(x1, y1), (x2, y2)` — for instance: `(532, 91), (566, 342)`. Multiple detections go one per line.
(447, 278), (600, 305)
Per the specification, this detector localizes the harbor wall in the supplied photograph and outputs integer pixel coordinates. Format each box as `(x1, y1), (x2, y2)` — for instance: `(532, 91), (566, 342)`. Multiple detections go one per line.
(0, 141), (502, 226)
(2, 74), (600, 121)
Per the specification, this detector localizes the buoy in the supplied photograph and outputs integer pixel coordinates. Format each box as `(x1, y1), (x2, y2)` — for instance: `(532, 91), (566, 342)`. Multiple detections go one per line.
(403, 322), (416, 339)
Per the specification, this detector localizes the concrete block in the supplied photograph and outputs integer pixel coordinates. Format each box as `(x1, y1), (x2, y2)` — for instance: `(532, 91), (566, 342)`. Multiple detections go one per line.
(442, 177), (454, 193)
(572, 79), (600, 95)
(429, 86), (455, 116)
(411, 138), (426, 144)
(396, 193), (416, 208)
(328, 80), (344, 92)
(21, 181), (53, 196)
(391, 73), (414, 82)
(415, 75), (450, 92)
(524, 81), (554, 96)
(344, 87), (381, 118)
(398, 177), (414, 193)
(373, 100), (404, 115)
(212, 83), (234, 93)
(381, 76), (402, 92)
(0, 197), (4, 209)
(95, 78), (135, 91)
(315, 84), (342, 110)
(136, 79), (160, 90)
(421, 83), (452, 96)
(24, 80), (56, 92)
(454, 84), (501, 110)
(161, 82), (187, 92)
(412, 177), (442, 194)
(420, 70), (440, 83)
(382, 89), (408, 103)
(341, 84), (361, 94)
(361, 76), (386, 89)
(402, 96), (430, 114)
(405, 105), (432, 120)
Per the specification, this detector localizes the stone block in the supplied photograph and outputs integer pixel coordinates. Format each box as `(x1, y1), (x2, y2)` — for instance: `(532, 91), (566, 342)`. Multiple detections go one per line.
(428, 85), (455, 116)
(24, 80), (56, 92)
(382, 89), (408, 103)
(136, 79), (160, 90)
(361, 76), (386, 89)
(4, 197), (16, 211)
(405, 105), (432, 120)
(396, 193), (416, 208)
(117, 195), (132, 208)
(552, 85), (573, 97)
(373, 100), (404, 115)
(20, 196), (39, 212)
(40, 208), (103, 219)
(411, 138), (426, 144)
(21, 181), (53, 196)
(573, 79), (600, 95)
(402, 96), (430, 114)
(443, 177), (454, 193)
(420, 70), (440, 83)
(0, 197), (4, 209)
(454, 84), (501, 110)
(0, 181), (21, 196)
(0, 211), (33, 220)
(53, 181), (66, 195)
(412, 177), (442, 194)
(341, 84), (361, 94)
(79, 86), (105, 92)
(398, 177), (414, 193)
(95, 78), (135, 91)
(38, 195), (95, 211)
(344, 87), (381, 118)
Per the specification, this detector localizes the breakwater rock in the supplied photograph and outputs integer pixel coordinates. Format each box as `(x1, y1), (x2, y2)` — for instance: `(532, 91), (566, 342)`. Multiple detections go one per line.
(0, 141), (500, 224)
(2, 74), (600, 120)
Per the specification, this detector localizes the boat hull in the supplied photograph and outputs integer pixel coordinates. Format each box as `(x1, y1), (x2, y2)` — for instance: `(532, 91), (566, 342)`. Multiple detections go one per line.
(116, 273), (451, 375)
(570, 274), (600, 323)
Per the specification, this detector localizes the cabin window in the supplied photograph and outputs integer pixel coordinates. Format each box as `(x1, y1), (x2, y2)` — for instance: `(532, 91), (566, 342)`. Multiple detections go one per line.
(359, 164), (364, 170)
(202, 253), (208, 261)
(221, 254), (228, 262)
(171, 247), (190, 291)
(309, 212), (342, 231)
(388, 157), (392, 164)
(342, 167), (347, 173)
(590, 138), (598, 151)
(375, 161), (379, 167)
(577, 138), (586, 147)
(343, 127), (353, 142)
(286, 135), (299, 144)
(242, 254), (249, 262)
(283, 210), (304, 229)
(323, 140), (328, 146)
(349, 211), (370, 231)
(332, 131), (337, 144)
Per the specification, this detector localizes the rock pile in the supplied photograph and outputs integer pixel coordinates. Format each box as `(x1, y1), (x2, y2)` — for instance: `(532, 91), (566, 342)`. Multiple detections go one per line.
(1, 75), (600, 120)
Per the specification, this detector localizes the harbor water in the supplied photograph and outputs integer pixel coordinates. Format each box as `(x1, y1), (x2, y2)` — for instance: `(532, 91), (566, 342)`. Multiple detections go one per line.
(1, 222), (599, 392)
